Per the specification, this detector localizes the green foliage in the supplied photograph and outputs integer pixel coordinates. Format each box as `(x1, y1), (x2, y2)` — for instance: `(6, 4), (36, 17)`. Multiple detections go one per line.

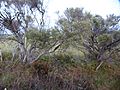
(110, 75), (120, 90)
(53, 53), (76, 67)
(27, 29), (49, 42)
(97, 34), (110, 43)
(97, 34), (112, 46)
(50, 28), (62, 39)
(112, 31), (120, 40)
(26, 28), (51, 48)
(2, 51), (12, 61)
(1, 73), (15, 87)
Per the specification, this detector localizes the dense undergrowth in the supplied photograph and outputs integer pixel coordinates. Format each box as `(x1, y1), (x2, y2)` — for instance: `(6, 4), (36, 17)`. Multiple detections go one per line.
(0, 52), (120, 90)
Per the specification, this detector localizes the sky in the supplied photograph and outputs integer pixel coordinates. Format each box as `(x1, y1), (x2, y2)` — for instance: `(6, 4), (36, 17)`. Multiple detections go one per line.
(44, 0), (120, 26)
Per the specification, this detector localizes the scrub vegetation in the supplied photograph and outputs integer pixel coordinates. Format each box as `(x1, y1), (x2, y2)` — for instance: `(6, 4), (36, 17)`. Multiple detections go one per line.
(0, 0), (120, 90)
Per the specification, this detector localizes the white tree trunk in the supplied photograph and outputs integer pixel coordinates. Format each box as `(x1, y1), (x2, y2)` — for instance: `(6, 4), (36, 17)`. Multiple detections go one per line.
(0, 49), (3, 62)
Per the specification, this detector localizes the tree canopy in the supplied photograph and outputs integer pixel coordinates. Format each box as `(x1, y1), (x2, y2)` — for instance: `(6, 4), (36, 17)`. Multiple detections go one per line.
(56, 8), (120, 63)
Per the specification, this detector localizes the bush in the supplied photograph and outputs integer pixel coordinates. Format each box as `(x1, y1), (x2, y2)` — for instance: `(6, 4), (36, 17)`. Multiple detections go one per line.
(52, 52), (77, 67)
(110, 75), (120, 90)
(0, 73), (15, 88)
(2, 51), (12, 61)
(0, 53), (119, 90)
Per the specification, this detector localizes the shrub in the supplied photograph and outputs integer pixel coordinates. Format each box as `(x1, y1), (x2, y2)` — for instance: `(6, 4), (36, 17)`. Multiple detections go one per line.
(52, 52), (77, 67)
(2, 51), (12, 61)
(0, 73), (15, 88)
(110, 75), (120, 90)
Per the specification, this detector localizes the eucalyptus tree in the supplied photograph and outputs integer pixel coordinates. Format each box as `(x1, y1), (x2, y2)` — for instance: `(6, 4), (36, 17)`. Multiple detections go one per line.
(56, 8), (94, 55)
(56, 8), (120, 69)
(0, 0), (46, 62)
(25, 27), (64, 62)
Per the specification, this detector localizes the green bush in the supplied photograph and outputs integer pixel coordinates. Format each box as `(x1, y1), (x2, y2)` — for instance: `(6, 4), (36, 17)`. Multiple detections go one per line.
(110, 75), (120, 90)
(0, 73), (15, 88)
(39, 55), (51, 61)
(2, 51), (12, 61)
(52, 53), (76, 67)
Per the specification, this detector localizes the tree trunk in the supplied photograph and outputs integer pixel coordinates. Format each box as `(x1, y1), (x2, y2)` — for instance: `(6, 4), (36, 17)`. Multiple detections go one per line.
(18, 43), (27, 62)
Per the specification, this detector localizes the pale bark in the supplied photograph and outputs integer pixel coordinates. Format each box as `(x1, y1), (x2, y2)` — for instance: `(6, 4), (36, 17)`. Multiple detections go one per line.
(95, 61), (104, 71)
(0, 49), (3, 62)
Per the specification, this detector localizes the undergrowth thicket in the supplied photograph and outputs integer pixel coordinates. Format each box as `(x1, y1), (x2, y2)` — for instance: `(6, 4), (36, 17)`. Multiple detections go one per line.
(0, 52), (120, 90)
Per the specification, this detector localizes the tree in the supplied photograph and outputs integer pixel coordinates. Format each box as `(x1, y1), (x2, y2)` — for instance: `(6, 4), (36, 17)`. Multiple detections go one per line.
(56, 8), (92, 50)
(26, 27), (64, 62)
(0, 0), (45, 62)
(55, 8), (120, 69)
(0, 0), (68, 63)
